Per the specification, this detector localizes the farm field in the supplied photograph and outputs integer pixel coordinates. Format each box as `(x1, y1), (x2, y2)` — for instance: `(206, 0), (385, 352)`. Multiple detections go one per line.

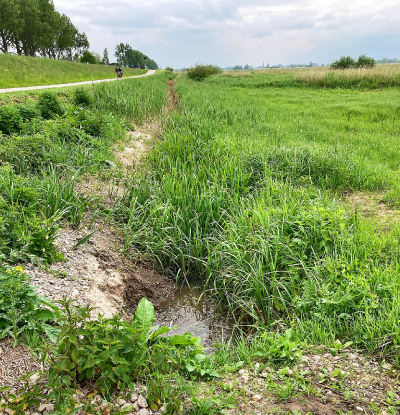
(0, 53), (148, 88)
(1, 68), (400, 414)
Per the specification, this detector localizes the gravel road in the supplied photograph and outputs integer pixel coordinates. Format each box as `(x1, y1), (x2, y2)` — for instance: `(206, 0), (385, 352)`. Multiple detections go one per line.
(0, 69), (156, 94)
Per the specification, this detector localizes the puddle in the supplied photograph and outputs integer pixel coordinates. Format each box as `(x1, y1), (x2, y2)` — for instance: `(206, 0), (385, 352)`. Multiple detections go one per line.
(155, 283), (234, 347)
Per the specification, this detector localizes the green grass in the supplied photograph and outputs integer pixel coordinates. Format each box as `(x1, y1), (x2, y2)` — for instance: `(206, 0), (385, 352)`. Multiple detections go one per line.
(118, 73), (400, 363)
(0, 53), (148, 88)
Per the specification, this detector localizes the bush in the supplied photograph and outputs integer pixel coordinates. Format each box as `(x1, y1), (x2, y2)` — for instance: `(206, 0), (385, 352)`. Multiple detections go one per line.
(0, 106), (23, 134)
(80, 51), (97, 64)
(18, 104), (41, 122)
(165, 66), (174, 72)
(356, 54), (376, 68)
(331, 55), (356, 69)
(37, 92), (64, 119)
(331, 54), (376, 70)
(187, 63), (222, 80)
(73, 87), (92, 107)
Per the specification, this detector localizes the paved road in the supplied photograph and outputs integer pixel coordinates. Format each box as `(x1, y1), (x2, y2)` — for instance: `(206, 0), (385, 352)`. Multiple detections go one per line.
(0, 69), (157, 94)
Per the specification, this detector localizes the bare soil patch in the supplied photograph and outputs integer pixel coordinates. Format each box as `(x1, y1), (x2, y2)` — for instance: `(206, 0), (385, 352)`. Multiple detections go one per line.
(25, 224), (176, 319)
(345, 191), (399, 223)
(0, 338), (43, 389)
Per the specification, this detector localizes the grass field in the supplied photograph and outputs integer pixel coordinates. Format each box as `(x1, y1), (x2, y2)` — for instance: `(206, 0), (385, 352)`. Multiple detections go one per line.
(0, 53), (148, 88)
(216, 63), (400, 89)
(1, 68), (400, 413)
(120, 68), (400, 364)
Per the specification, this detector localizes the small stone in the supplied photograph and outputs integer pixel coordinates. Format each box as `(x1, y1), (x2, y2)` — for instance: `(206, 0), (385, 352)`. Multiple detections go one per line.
(253, 394), (262, 402)
(117, 398), (127, 406)
(72, 289), (80, 298)
(72, 393), (80, 403)
(356, 406), (364, 411)
(139, 409), (149, 415)
(45, 404), (55, 412)
(38, 404), (47, 413)
(129, 393), (139, 402)
(29, 373), (41, 386)
(100, 399), (108, 409)
(241, 375), (249, 383)
(137, 395), (148, 408)
(382, 363), (392, 370)
(32, 413), (40, 415)
(238, 369), (248, 375)
(287, 369), (293, 376)
(4, 409), (14, 415)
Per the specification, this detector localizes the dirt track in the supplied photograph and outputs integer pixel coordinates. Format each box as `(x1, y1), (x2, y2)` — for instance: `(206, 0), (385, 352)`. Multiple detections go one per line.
(0, 69), (156, 94)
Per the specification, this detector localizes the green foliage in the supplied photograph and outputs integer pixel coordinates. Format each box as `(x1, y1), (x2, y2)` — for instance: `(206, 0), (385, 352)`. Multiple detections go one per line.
(73, 87), (92, 107)
(80, 51), (97, 64)
(331, 55), (356, 69)
(250, 329), (305, 364)
(187, 63), (222, 80)
(0, 105), (23, 134)
(165, 66), (174, 72)
(0, 266), (57, 345)
(5, 298), (217, 413)
(37, 92), (64, 119)
(356, 54), (376, 68)
(115, 43), (158, 69)
(331, 54), (376, 69)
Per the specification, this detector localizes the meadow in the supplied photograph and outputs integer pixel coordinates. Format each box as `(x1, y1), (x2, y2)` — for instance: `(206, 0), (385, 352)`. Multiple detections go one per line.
(0, 53), (148, 88)
(1, 67), (400, 413)
(120, 69), (400, 363)
(216, 63), (400, 89)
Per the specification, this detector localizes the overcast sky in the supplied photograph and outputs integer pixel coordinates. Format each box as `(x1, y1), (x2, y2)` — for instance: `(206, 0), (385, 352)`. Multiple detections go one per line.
(53, 0), (400, 68)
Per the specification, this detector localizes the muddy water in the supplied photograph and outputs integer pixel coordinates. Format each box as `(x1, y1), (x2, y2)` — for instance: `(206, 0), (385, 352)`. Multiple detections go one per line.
(155, 283), (234, 347)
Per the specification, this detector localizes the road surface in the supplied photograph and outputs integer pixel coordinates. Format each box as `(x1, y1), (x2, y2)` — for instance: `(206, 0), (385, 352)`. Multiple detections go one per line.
(0, 69), (157, 94)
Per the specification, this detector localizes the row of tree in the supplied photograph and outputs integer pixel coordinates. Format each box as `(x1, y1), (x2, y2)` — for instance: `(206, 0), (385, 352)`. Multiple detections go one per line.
(114, 43), (158, 69)
(0, 0), (89, 59)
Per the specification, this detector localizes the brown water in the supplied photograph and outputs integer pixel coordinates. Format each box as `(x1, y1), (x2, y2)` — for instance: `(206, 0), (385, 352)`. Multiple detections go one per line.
(155, 283), (234, 346)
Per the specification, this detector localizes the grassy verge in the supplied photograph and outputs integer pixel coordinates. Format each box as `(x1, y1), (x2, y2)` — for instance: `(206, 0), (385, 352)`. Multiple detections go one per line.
(0, 53), (148, 88)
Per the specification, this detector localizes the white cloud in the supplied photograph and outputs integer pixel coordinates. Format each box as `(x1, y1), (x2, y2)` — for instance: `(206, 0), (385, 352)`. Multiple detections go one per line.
(53, 0), (400, 67)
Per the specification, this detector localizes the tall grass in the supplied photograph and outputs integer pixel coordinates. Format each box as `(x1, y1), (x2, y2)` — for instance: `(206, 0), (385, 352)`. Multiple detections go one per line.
(119, 75), (400, 361)
(213, 64), (400, 89)
(0, 53), (148, 88)
(93, 73), (168, 123)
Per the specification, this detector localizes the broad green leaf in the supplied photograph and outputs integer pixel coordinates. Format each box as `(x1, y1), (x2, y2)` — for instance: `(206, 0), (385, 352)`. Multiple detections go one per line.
(33, 309), (54, 321)
(133, 298), (155, 331)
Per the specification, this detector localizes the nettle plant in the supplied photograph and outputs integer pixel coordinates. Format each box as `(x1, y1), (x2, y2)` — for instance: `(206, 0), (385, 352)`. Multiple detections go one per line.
(2, 298), (218, 415)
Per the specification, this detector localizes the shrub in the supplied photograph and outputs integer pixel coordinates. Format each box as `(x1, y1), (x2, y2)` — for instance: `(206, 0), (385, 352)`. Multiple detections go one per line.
(0, 106), (23, 134)
(356, 54), (376, 68)
(73, 87), (92, 107)
(37, 92), (64, 119)
(165, 66), (174, 72)
(331, 55), (356, 70)
(17, 104), (41, 121)
(331, 54), (376, 70)
(80, 51), (97, 64)
(187, 63), (222, 80)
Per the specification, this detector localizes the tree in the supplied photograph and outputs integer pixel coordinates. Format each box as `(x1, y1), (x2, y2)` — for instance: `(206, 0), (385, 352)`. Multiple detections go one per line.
(115, 43), (130, 66)
(0, 0), (21, 53)
(80, 51), (96, 64)
(102, 47), (109, 65)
